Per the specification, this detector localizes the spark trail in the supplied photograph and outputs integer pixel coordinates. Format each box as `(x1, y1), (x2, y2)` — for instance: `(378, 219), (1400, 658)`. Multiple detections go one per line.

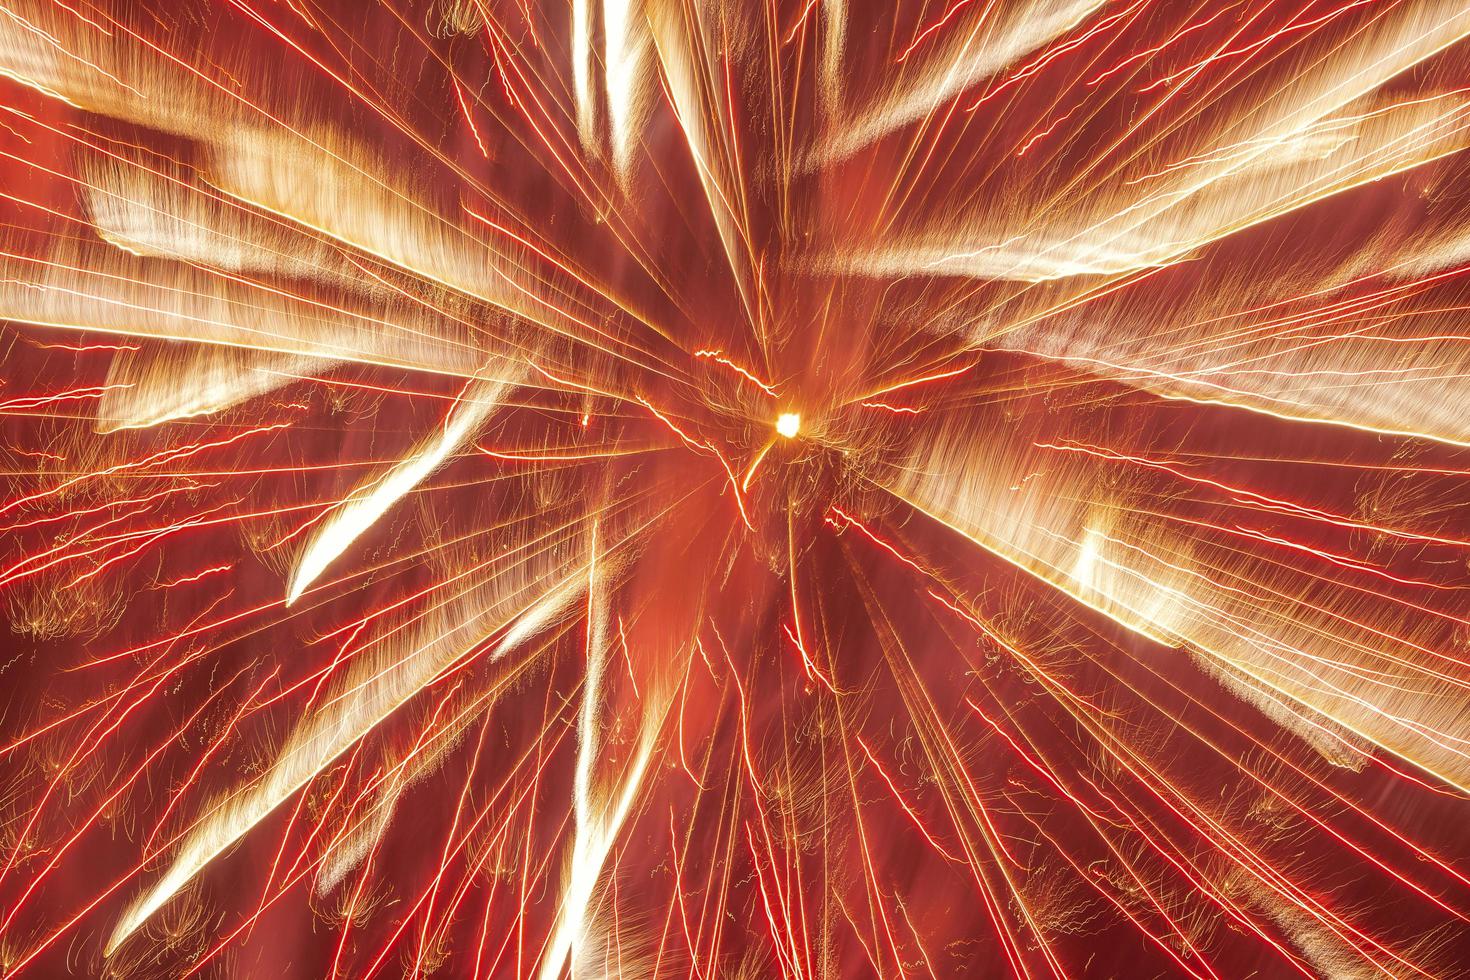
(4, 1), (1470, 978)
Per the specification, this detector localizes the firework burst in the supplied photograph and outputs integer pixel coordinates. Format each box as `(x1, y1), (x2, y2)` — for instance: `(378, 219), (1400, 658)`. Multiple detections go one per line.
(5, 0), (1470, 976)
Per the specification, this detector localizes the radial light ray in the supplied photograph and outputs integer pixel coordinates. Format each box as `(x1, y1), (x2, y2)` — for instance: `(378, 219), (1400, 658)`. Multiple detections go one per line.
(5, 1), (1470, 978)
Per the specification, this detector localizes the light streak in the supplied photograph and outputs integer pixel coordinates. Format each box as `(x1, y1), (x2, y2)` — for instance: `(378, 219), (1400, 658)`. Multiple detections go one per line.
(696, 348), (779, 397)
(286, 376), (515, 604)
(3, 2), (1470, 977)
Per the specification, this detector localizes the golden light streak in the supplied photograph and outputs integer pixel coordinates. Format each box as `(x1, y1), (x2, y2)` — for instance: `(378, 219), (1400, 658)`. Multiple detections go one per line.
(5, 1), (1470, 975)
(286, 374), (516, 604)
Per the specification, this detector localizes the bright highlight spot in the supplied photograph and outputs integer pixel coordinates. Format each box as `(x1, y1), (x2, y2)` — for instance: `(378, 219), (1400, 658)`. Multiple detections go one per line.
(776, 412), (801, 438)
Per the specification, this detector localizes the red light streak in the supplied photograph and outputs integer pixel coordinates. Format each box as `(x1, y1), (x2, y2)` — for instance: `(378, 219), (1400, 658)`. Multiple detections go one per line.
(5, 2), (1470, 976)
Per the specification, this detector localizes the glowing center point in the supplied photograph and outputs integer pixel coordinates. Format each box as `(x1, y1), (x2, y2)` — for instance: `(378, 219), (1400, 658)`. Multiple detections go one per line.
(775, 412), (801, 439)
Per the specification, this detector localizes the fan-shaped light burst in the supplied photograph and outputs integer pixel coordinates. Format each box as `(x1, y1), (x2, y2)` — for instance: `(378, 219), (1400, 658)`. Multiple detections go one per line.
(6, 1), (1470, 977)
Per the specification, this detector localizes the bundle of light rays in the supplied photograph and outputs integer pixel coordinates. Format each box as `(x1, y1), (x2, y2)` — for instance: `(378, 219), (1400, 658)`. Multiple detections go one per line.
(6, 1), (1470, 978)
